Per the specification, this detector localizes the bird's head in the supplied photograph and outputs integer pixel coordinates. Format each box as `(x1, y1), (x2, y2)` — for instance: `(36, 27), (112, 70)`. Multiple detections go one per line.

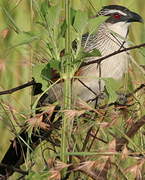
(97, 5), (143, 38)
(98, 5), (143, 24)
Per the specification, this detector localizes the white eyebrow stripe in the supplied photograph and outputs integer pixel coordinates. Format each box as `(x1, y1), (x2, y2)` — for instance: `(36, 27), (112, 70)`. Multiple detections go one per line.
(105, 9), (127, 16)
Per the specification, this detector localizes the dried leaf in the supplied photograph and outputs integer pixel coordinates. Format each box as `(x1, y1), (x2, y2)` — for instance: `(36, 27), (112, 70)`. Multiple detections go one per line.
(108, 139), (116, 153)
(125, 159), (145, 178)
(98, 158), (111, 179)
(49, 170), (61, 180)
(99, 122), (110, 128)
(121, 145), (129, 159)
(0, 28), (9, 38)
(63, 109), (85, 119)
(27, 105), (55, 130)
(125, 117), (134, 128)
(27, 114), (49, 130)
(100, 116), (118, 128)
(76, 99), (103, 115)
(47, 158), (55, 169)
(74, 160), (110, 180)
(49, 161), (70, 180)
(74, 160), (96, 171)
(43, 105), (56, 119)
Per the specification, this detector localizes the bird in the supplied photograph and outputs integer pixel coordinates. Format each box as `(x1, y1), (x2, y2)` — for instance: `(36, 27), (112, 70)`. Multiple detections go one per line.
(0, 5), (143, 178)
(40, 5), (143, 106)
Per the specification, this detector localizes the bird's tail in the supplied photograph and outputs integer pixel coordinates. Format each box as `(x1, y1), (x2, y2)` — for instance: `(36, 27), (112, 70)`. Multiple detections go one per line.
(0, 105), (61, 179)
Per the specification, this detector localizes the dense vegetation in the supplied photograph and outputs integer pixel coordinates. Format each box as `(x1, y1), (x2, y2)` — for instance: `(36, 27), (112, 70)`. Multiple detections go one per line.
(0, 0), (145, 179)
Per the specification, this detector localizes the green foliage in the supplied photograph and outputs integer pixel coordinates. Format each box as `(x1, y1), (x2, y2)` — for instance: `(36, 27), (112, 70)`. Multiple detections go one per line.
(10, 32), (40, 49)
(73, 10), (88, 34)
(46, 6), (61, 28)
(33, 64), (50, 91)
(0, 0), (145, 180)
(49, 59), (61, 72)
(87, 16), (107, 33)
(1, 7), (21, 33)
(31, 4), (105, 91)
(103, 78), (120, 103)
(26, 171), (49, 180)
(79, 48), (101, 59)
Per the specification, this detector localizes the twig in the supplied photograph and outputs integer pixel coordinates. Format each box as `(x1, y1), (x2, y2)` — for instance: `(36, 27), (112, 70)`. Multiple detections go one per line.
(0, 163), (28, 176)
(0, 79), (36, 95)
(1, 43), (145, 97)
(81, 127), (93, 151)
(127, 83), (145, 97)
(116, 115), (145, 151)
(78, 79), (97, 96)
(81, 43), (145, 67)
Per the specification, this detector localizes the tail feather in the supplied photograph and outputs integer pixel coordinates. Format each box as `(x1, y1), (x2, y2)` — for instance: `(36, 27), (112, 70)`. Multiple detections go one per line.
(0, 104), (61, 178)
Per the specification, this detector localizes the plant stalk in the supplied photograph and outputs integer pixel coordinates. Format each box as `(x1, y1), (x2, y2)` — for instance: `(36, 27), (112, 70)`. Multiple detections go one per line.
(61, 0), (72, 164)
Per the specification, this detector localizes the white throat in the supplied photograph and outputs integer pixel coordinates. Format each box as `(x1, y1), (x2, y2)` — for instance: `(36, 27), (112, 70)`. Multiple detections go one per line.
(106, 22), (130, 39)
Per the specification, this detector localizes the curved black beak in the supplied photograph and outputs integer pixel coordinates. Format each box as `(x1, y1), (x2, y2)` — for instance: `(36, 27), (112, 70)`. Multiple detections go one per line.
(128, 11), (144, 23)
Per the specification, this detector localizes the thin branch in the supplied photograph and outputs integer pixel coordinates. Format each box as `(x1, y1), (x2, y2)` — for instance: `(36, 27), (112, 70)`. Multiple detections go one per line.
(81, 127), (93, 151)
(0, 79), (36, 95)
(81, 43), (145, 67)
(126, 83), (145, 98)
(78, 79), (97, 96)
(1, 43), (145, 96)
(0, 163), (28, 176)
(116, 115), (145, 151)
(126, 115), (145, 138)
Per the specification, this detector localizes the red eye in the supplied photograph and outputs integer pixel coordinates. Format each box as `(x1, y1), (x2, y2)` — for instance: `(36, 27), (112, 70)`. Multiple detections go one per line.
(113, 13), (121, 19)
